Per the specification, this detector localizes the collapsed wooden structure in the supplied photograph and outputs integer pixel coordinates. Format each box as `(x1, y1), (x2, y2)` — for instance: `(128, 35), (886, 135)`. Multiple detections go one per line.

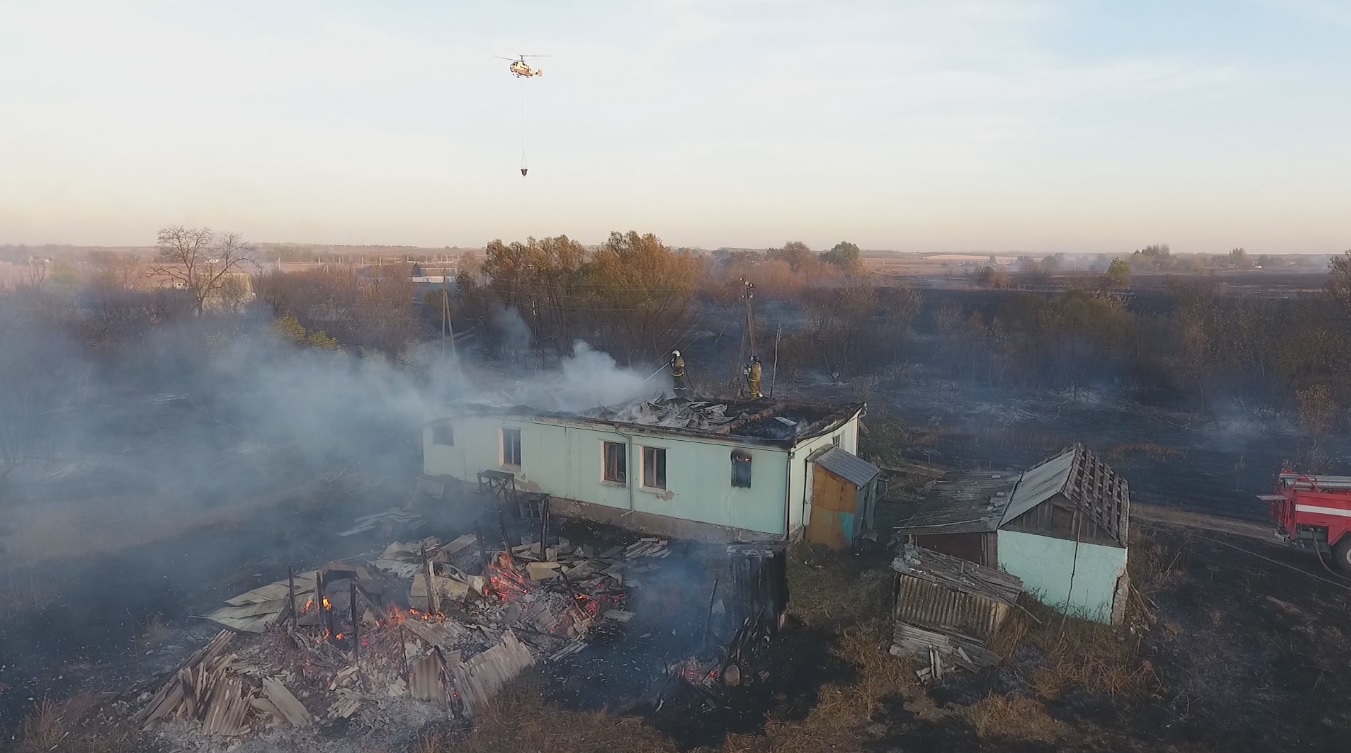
(889, 544), (1023, 681)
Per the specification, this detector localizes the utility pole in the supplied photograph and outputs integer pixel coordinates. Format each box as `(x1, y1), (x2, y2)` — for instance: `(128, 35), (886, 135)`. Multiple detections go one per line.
(770, 324), (781, 397)
(743, 280), (756, 359)
(441, 279), (458, 366)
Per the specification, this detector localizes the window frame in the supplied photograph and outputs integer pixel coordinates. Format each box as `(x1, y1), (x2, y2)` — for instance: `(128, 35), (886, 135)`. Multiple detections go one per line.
(641, 446), (667, 491)
(500, 427), (522, 469)
(731, 449), (752, 488)
(602, 440), (627, 484)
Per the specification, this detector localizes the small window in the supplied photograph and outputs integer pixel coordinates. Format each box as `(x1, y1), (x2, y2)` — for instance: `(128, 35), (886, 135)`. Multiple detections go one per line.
(603, 441), (626, 483)
(501, 427), (522, 468)
(832, 434), (841, 447)
(731, 449), (752, 488)
(431, 423), (454, 447)
(642, 446), (667, 490)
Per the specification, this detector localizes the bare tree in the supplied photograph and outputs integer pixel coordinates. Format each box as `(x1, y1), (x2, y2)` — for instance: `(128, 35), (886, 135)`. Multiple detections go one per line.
(19, 258), (48, 291)
(149, 226), (257, 315)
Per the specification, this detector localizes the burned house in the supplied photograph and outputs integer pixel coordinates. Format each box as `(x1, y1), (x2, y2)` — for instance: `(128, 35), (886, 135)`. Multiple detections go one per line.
(895, 445), (1131, 624)
(423, 398), (870, 542)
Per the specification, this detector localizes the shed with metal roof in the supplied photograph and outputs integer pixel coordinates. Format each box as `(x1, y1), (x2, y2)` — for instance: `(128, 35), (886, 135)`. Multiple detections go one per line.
(894, 445), (1132, 624)
(804, 446), (881, 550)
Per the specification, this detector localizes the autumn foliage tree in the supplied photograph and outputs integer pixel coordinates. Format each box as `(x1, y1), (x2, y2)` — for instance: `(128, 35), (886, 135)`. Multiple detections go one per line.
(582, 231), (702, 365)
(462, 231), (702, 365)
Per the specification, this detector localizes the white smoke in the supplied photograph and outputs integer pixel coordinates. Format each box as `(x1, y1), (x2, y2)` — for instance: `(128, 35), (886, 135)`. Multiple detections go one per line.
(498, 341), (671, 413)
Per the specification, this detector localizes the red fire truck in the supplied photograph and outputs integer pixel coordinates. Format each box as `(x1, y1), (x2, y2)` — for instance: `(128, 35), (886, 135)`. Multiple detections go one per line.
(1260, 471), (1351, 571)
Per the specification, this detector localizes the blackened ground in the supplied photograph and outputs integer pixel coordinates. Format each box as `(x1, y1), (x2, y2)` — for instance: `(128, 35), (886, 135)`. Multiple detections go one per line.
(0, 468), (433, 734)
(919, 524), (1351, 752)
(537, 516), (860, 750)
(546, 615), (853, 750)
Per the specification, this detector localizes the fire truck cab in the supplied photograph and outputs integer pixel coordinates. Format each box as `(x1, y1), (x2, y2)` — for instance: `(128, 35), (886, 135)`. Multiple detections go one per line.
(1260, 471), (1351, 571)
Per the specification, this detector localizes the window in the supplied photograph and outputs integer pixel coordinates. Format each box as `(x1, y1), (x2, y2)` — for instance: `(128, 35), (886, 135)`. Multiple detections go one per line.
(642, 446), (667, 490)
(431, 423), (454, 446)
(603, 441), (627, 483)
(501, 427), (522, 468)
(731, 450), (752, 488)
(832, 434), (841, 447)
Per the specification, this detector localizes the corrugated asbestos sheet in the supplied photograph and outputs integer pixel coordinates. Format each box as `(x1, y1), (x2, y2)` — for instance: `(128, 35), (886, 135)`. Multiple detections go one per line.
(449, 630), (534, 718)
(813, 447), (881, 488)
(891, 545), (1022, 647)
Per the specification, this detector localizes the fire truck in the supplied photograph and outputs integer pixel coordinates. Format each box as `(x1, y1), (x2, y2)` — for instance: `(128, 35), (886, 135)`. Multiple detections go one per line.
(1260, 471), (1351, 571)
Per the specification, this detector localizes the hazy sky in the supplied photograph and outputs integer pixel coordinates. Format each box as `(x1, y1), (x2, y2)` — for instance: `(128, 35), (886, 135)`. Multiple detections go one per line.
(1, 0), (1347, 253)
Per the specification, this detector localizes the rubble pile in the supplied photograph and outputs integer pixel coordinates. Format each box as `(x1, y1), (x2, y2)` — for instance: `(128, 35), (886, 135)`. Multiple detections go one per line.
(136, 532), (672, 743)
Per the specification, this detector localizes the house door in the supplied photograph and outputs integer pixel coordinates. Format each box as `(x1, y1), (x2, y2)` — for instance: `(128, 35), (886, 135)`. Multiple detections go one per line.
(806, 468), (855, 550)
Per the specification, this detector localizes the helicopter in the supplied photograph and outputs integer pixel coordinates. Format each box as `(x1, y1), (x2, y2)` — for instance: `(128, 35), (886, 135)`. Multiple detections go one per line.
(498, 54), (545, 78)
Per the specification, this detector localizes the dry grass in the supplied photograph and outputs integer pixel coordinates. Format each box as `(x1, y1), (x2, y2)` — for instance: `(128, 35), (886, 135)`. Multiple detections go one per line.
(444, 677), (679, 753)
(965, 694), (1066, 743)
(1128, 526), (1184, 601)
(17, 694), (134, 753)
(786, 545), (892, 629)
(19, 697), (64, 753)
(1000, 600), (1160, 700)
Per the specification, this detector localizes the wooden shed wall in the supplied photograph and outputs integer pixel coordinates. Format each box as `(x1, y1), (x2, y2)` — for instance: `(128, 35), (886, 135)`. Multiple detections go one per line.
(911, 532), (997, 569)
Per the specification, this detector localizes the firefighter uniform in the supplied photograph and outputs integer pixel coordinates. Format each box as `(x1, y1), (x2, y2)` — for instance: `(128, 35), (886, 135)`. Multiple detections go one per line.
(745, 357), (763, 399)
(670, 351), (689, 398)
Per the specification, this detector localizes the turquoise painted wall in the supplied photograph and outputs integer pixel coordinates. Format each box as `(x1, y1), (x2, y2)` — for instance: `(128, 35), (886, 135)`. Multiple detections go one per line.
(997, 529), (1127, 623)
(425, 415), (863, 536)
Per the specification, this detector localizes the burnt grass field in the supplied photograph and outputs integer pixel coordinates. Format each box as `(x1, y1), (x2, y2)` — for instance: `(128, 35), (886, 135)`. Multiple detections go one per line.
(7, 471), (1351, 753)
(5, 280), (1351, 752)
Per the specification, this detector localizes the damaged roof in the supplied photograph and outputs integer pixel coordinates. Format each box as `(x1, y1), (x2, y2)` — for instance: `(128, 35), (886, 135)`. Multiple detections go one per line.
(895, 446), (1131, 547)
(891, 544), (1023, 648)
(441, 397), (864, 448)
(891, 545), (1023, 605)
(894, 472), (1018, 536)
(813, 447), (881, 487)
(1001, 444), (1131, 546)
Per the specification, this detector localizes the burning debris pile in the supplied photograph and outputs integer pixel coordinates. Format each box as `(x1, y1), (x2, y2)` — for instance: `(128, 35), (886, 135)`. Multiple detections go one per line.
(133, 531), (672, 743)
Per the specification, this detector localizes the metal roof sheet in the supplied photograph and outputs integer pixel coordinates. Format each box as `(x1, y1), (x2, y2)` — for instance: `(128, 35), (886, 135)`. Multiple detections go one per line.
(1000, 448), (1076, 526)
(1000, 445), (1130, 546)
(813, 447), (881, 487)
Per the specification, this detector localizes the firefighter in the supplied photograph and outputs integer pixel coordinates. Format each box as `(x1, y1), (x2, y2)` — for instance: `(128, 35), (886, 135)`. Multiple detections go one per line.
(744, 355), (763, 399)
(669, 350), (689, 398)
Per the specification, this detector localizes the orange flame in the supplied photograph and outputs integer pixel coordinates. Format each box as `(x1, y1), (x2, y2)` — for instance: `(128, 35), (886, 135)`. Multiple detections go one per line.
(322, 597), (332, 610)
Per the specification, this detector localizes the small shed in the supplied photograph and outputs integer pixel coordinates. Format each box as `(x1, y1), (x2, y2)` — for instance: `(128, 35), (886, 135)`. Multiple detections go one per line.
(892, 471), (1017, 567)
(890, 545), (1023, 675)
(999, 445), (1130, 624)
(895, 445), (1131, 624)
(806, 447), (881, 550)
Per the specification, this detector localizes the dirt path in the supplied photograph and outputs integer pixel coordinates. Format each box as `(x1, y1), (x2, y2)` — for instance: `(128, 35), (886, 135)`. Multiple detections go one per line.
(1131, 503), (1275, 542)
